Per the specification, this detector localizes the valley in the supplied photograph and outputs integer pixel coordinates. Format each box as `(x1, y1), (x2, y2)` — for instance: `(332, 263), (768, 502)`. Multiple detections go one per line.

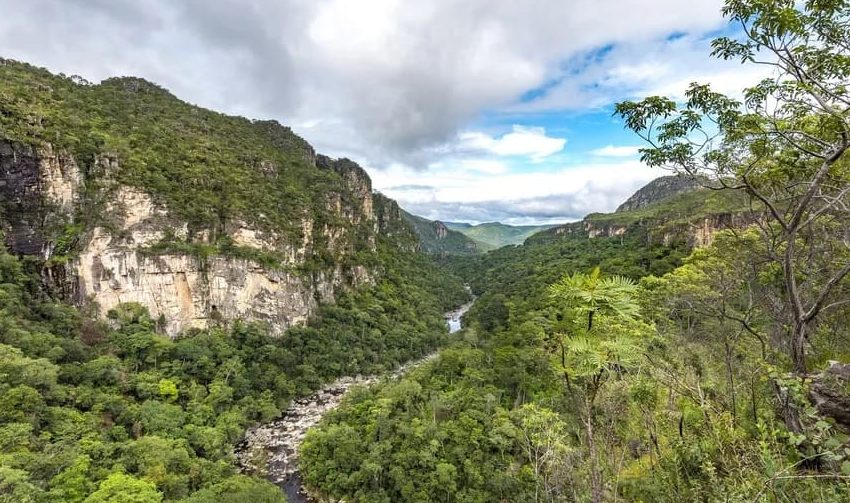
(2, 2), (850, 502)
(236, 299), (475, 503)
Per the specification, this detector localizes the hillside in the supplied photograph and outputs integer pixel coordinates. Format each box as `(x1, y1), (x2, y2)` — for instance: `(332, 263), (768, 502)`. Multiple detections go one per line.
(0, 59), (451, 335)
(0, 59), (468, 502)
(444, 221), (556, 249)
(401, 210), (481, 255)
(615, 174), (705, 212)
(529, 176), (749, 246)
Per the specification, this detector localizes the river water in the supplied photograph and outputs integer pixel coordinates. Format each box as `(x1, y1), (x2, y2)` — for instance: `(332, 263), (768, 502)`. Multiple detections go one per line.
(235, 298), (475, 502)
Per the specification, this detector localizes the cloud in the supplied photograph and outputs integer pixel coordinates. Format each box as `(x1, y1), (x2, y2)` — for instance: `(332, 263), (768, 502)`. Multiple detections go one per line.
(374, 160), (659, 224)
(0, 0), (755, 223)
(458, 126), (565, 161)
(591, 145), (641, 157)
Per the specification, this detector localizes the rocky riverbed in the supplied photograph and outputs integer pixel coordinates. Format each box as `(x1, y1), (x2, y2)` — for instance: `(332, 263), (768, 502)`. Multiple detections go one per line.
(235, 298), (474, 502)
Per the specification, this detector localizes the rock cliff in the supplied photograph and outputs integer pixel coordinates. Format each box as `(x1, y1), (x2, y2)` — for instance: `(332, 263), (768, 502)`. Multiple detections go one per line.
(0, 138), (397, 336)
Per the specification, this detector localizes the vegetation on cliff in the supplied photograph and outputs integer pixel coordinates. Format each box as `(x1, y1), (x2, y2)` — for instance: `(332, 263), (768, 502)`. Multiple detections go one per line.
(400, 210), (481, 256)
(0, 55), (469, 503)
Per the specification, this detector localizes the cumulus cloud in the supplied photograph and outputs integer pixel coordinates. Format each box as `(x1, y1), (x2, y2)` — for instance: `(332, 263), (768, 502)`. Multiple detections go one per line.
(0, 0), (731, 156)
(458, 126), (565, 161)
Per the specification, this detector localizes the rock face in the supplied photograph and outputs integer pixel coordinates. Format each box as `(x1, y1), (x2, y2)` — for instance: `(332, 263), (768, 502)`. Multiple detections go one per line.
(616, 175), (704, 213)
(0, 141), (401, 337)
(809, 362), (850, 433)
(0, 141), (81, 256)
(433, 220), (449, 239)
(531, 175), (749, 248)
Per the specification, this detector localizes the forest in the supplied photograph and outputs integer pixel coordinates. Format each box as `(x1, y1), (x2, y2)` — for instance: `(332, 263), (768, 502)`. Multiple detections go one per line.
(299, 1), (850, 502)
(0, 239), (466, 502)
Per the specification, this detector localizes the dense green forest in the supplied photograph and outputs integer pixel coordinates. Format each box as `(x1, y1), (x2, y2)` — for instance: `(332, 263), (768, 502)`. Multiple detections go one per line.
(300, 1), (850, 501)
(0, 236), (466, 502)
(0, 45), (471, 502)
(4, 0), (850, 502)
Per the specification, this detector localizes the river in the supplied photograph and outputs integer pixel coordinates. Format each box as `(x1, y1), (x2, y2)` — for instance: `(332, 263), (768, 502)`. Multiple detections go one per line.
(235, 298), (475, 502)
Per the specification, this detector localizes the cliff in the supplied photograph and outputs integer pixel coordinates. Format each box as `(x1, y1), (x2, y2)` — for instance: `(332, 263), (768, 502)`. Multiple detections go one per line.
(0, 60), (416, 336)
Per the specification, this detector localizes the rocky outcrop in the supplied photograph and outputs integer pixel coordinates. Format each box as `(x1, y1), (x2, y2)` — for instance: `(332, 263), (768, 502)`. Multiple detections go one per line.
(809, 362), (850, 433)
(433, 221), (449, 239)
(1, 141), (402, 337)
(616, 175), (704, 212)
(545, 213), (750, 247)
(531, 176), (749, 248)
(0, 141), (81, 256)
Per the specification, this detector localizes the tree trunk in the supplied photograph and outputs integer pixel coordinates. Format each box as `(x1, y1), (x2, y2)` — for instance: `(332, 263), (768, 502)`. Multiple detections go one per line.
(791, 321), (808, 374)
(584, 397), (603, 503)
(724, 339), (737, 427)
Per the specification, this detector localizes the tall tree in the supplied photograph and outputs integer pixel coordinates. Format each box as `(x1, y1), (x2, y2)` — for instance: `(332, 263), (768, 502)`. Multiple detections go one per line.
(548, 268), (649, 503)
(615, 0), (850, 375)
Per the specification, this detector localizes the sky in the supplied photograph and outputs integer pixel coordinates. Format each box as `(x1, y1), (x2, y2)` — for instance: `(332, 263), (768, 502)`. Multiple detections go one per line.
(0, 0), (767, 224)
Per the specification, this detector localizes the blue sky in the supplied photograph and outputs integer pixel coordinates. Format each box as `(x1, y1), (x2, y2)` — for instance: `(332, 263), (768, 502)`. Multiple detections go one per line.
(0, 0), (768, 224)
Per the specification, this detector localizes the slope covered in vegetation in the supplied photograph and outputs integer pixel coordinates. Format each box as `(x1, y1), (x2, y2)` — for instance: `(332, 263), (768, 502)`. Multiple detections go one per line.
(445, 222), (556, 250)
(400, 210), (480, 255)
(0, 60), (470, 501)
(300, 1), (850, 496)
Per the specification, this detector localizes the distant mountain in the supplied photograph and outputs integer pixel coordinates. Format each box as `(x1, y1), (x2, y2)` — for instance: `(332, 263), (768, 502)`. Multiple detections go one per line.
(444, 221), (556, 249)
(616, 174), (705, 212)
(530, 175), (749, 247)
(401, 211), (481, 255)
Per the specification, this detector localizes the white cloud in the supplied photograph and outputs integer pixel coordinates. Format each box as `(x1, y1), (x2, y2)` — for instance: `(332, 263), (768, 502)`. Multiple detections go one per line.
(0, 0), (732, 160)
(458, 126), (566, 161)
(374, 159), (659, 223)
(591, 145), (641, 157)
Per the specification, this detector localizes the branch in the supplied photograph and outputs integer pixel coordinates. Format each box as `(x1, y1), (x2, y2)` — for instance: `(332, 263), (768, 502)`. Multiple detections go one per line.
(803, 260), (850, 322)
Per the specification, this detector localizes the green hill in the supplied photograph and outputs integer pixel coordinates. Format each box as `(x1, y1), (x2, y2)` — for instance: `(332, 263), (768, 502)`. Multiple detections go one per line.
(401, 210), (480, 255)
(444, 221), (556, 249)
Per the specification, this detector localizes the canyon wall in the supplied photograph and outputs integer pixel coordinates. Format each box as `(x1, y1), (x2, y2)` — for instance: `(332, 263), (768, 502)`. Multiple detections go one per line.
(0, 140), (401, 336)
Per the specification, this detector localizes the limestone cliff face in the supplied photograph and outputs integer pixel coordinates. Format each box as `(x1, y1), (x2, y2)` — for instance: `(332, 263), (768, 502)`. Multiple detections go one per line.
(1, 141), (394, 336)
(533, 176), (749, 248)
(545, 213), (750, 247)
(0, 141), (81, 256)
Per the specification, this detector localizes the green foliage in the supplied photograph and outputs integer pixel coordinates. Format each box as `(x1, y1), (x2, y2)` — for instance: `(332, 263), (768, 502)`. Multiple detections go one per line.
(400, 210), (480, 255)
(83, 473), (161, 503)
(0, 237), (465, 501)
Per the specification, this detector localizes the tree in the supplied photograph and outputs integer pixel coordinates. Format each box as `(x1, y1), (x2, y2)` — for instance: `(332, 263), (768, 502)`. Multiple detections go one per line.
(83, 473), (162, 503)
(548, 268), (650, 503)
(513, 404), (575, 503)
(615, 0), (850, 375)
